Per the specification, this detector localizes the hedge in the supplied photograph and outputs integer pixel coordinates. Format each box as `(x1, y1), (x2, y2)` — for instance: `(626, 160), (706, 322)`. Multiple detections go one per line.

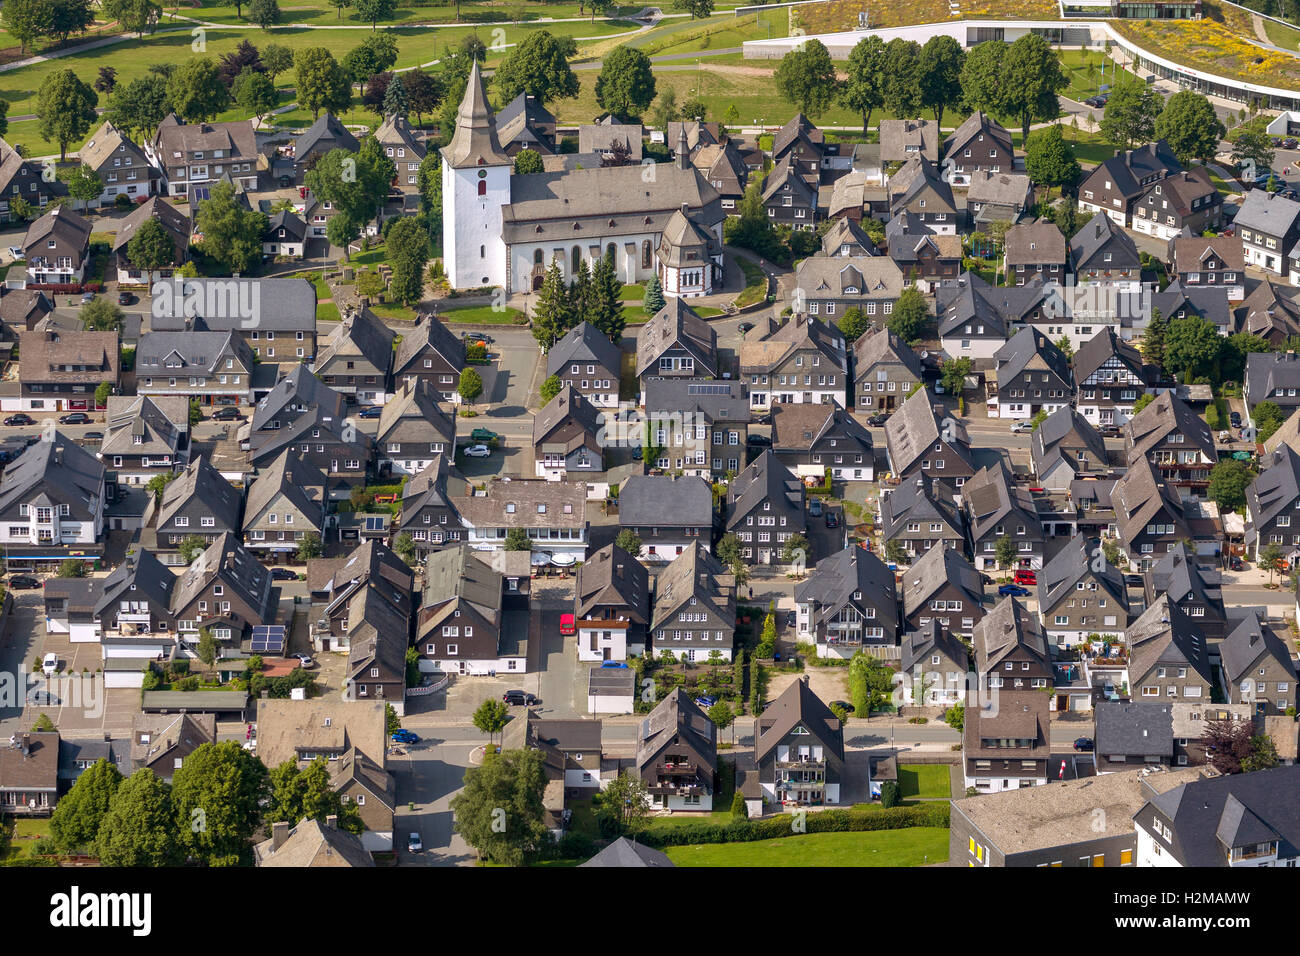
(630, 803), (949, 848)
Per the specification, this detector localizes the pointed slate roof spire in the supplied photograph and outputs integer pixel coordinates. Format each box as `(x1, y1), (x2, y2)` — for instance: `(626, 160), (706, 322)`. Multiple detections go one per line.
(443, 60), (511, 169)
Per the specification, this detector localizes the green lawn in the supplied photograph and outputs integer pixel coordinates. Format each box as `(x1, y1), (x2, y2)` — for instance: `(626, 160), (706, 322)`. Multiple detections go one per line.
(1058, 48), (1136, 103)
(664, 827), (950, 867)
(898, 764), (951, 800)
(1262, 16), (1300, 51)
(733, 258), (768, 309)
(1, 816), (52, 860)
(619, 283), (645, 301)
(439, 305), (527, 324)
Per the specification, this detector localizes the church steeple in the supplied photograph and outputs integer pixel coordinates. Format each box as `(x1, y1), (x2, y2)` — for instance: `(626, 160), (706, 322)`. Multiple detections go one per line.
(443, 60), (510, 170)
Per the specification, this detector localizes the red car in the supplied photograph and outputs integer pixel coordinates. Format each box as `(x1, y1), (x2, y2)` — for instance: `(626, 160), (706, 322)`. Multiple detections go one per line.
(559, 613), (576, 637)
(1013, 570), (1037, 586)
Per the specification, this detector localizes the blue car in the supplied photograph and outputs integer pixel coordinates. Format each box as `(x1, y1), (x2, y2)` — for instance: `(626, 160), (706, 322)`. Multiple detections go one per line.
(391, 729), (419, 744)
(695, 695), (717, 708)
(998, 584), (1031, 597)
(358, 406), (383, 419)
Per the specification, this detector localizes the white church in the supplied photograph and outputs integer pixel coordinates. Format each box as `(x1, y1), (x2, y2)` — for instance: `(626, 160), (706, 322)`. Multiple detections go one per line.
(442, 62), (726, 298)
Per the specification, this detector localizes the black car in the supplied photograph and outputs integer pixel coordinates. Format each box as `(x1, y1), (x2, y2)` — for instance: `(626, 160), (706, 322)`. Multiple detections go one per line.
(746, 434), (772, 446)
(1229, 411), (1243, 427)
(81, 431), (103, 443)
(1124, 574), (1144, 588)
(829, 700), (855, 714)
(461, 331), (494, 344)
(866, 413), (890, 426)
(503, 690), (540, 706)
(753, 414), (772, 426)
(7, 575), (40, 590)
(117, 291), (134, 306)
(738, 321), (754, 334)
(3, 413), (35, 427)
(59, 412), (91, 425)
(270, 568), (297, 581)
(211, 406), (244, 421)
(825, 511), (839, 528)
(1073, 737), (1095, 753)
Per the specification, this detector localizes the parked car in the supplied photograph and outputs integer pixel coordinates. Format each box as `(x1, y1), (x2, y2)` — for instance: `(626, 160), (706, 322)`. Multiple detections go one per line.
(1010, 420), (1033, 434)
(7, 246), (23, 260)
(1229, 555), (1245, 571)
(211, 406), (244, 421)
(559, 613), (576, 636)
(81, 431), (103, 444)
(1097, 424), (1122, 438)
(3, 413), (35, 427)
(631, 445), (643, 461)
(866, 413), (890, 426)
(825, 511), (839, 528)
(503, 690), (540, 706)
(1124, 574), (1144, 588)
(290, 653), (316, 668)
(695, 695), (717, 708)
(752, 414), (772, 426)
(997, 584), (1031, 597)
(808, 499), (823, 517)
(1229, 411), (1243, 427)
(391, 729), (420, 744)
(600, 661), (628, 669)
(738, 321), (754, 334)
(8, 575), (40, 590)
(470, 428), (499, 443)
(42, 652), (58, 677)
(117, 291), (134, 306)
(1013, 569), (1037, 586)
(407, 832), (423, 853)
(58, 412), (91, 425)
(270, 567), (296, 581)
(80, 291), (95, 304)
(1073, 737), (1095, 753)
(357, 405), (383, 419)
(746, 434), (771, 446)
(463, 443), (491, 458)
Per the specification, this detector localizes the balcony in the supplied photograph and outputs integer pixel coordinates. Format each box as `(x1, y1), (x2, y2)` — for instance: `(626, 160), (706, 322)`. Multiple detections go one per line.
(775, 759), (825, 770)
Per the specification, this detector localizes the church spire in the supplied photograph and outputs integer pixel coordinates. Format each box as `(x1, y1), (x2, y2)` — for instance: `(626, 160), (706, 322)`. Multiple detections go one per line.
(443, 59), (511, 170)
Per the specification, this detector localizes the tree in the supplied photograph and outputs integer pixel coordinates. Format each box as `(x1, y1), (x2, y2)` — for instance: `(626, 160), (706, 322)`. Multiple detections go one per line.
(103, 0), (163, 36)
(330, 0), (353, 18)
(343, 33), (399, 97)
(459, 367), (483, 406)
(472, 698), (510, 749)
(940, 357), (972, 396)
(96, 769), (183, 867)
(840, 35), (885, 135)
(1023, 124), (1080, 200)
(960, 40), (1006, 121)
(595, 771), (651, 833)
(651, 88), (680, 130)
(56, 165), (102, 209)
(295, 47), (352, 120)
(45, 0), (95, 44)
(404, 69), (444, 126)
(589, 251), (624, 341)
(95, 381), (113, 407)
(37, 69), (98, 162)
(1140, 307), (1166, 371)
(382, 72), (408, 119)
(998, 35), (1068, 142)
(774, 39), (838, 118)
(1253, 400), (1287, 443)
(51, 758), (123, 852)
(145, 471), (177, 503)
(504, 527), (531, 552)
(1099, 77), (1162, 150)
(450, 748), (550, 865)
(393, 531), (416, 564)
(887, 287), (928, 343)
(614, 529), (642, 556)
(1154, 90), (1225, 166)
(196, 181), (268, 274)
(885, 539), (908, 564)
(836, 306), (870, 344)
(95, 67), (118, 96)
(539, 375), (563, 405)
(1260, 541), (1286, 586)
(708, 700), (735, 744)
(672, 0), (714, 17)
(494, 31), (579, 107)
(994, 535), (1017, 573)
(1229, 115), (1274, 176)
(105, 75), (170, 141)
(166, 57), (229, 124)
(532, 261), (572, 351)
(680, 97), (707, 122)
(268, 757), (361, 831)
(2, 0), (49, 54)
(178, 534), (209, 564)
(918, 35), (964, 127)
(262, 43), (294, 82)
(1029, 408), (1050, 430)
(1207, 459), (1256, 512)
(234, 68), (279, 126)
(781, 532), (810, 568)
(82, 298), (124, 332)
(387, 216), (430, 306)
(125, 216), (179, 274)
(197, 628), (219, 669)
(944, 701), (965, 732)
(249, 0), (282, 29)
(217, 39), (265, 90)
(880, 779), (901, 808)
(58, 559), (88, 578)
(171, 741), (270, 866)
(508, 149), (544, 178)
(1053, 334), (1074, 359)
(642, 274), (665, 315)
(1243, 734), (1280, 773)
(595, 46), (656, 120)
(354, 0), (397, 29)
(296, 532), (322, 560)
(1201, 717), (1257, 774)
(1164, 315), (1223, 382)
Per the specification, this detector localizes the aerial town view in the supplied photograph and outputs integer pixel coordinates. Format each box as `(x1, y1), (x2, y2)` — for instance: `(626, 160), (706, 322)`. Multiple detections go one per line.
(1, 0), (1300, 912)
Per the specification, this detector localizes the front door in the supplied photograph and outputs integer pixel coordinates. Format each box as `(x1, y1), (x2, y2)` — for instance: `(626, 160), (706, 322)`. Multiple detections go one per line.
(602, 647), (611, 661)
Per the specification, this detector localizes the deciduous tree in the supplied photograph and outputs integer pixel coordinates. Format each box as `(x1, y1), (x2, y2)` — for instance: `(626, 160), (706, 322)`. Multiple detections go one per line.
(37, 68), (98, 162)
(774, 39), (839, 118)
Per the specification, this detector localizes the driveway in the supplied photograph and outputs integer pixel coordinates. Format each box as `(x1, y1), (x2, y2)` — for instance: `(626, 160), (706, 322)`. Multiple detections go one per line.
(391, 736), (479, 867)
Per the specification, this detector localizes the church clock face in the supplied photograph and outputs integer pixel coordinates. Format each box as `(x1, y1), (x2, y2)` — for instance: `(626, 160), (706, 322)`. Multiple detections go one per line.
(478, 170), (487, 180)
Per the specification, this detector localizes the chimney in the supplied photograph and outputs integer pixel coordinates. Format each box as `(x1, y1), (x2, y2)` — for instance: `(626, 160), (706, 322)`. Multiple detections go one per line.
(21, 734), (30, 756)
(325, 814), (338, 830)
(271, 821), (290, 850)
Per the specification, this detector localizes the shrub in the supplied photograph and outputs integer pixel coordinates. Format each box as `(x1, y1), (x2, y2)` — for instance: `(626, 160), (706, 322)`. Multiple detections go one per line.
(630, 803), (948, 848)
(880, 780), (901, 808)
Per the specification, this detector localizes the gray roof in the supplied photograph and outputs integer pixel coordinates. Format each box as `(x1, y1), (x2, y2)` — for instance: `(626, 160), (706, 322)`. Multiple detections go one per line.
(532, 385), (603, 453)
(546, 321), (623, 378)
(294, 112), (359, 159)
(251, 365), (345, 433)
(1220, 612), (1297, 686)
(1124, 390), (1215, 466)
(101, 395), (185, 458)
(1070, 211), (1140, 271)
(651, 542), (734, 628)
(619, 474), (713, 528)
(1149, 543), (1220, 615)
(884, 386), (972, 476)
(378, 378), (456, 448)
(727, 449), (802, 525)
(1114, 456), (1188, 545)
(1036, 534), (1128, 617)
(821, 217), (878, 257)
(755, 677), (844, 764)
(393, 314), (464, 377)
(636, 299), (717, 379)
(1127, 596), (1214, 688)
(773, 114), (824, 160)
(422, 544), (501, 622)
(1074, 326), (1144, 384)
(148, 277), (316, 334)
(581, 837), (674, 867)
(852, 325), (924, 381)
(794, 545), (896, 622)
(963, 461), (1040, 543)
(901, 544), (982, 617)
(644, 378), (748, 423)
(172, 532), (273, 619)
(1246, 351), (1300, 405)
(242, 450), (325, 532)
(967, 170), (1032, 208)
(1031, 405), (1108, 480)
(1247, 444), (1300, 536)
(443, 61), (510, 169)
(1004, 219), (1067, 266)
(1095, 701), (1173, 757)
(0, 433), (104, 518)
(1235, 188), (1300, 238)
(790, 255), (904, 302)
(879, 473), (963, 540)
(93, 547), (175, 619)
(936, 272), (1046, 338)
(995, 325), (1072, 389)
(879, 119), (939, 163)
(636, 687), (717, 773)
(136, 329), (250, 377)
(973, 596), (1049, 674)
(315, 307), (395, 375)
(901, 618), (969, 673)
(158, 456), (243, 531)
(576, 544), (649, 623)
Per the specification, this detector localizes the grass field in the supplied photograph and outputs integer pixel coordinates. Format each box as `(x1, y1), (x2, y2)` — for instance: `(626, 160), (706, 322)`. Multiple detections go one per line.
(1262, 15), (1300, 51)
(734, 258), (767, 309)
(1058, 48), (1136, 103)
(898, 764), (951, 799)
(439, 304), (527, 323)
(664, 827), (950, 867)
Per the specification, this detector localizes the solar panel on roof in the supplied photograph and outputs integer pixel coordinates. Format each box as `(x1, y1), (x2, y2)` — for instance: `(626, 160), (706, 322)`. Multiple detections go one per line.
(364, 516), (385, 531)
(687, 383), (732, 395)
(250, 624), (285, 654)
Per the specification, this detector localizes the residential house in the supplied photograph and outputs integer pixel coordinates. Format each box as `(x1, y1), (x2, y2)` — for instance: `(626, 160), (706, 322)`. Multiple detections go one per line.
(1219, 613), (1298, 716)
(149, 277), (318, 363)
(1124, 390), (1215, 489)
(135, 329), (254, 409)
(1030, 406), (1110, 490)
(0, 289), (52, 338)
(755, 677), (845, 808)
(1151, 278), (1233, 336)
(821, 217), (878, 258)
(989, 326), (1073, 420)
(725, 450), (805, 566)
(648, 543), (735, 662)
(256, 817), (375, 867)
(532, 386), (604, 479)
(636, 689), (718, 812)
(1240, 281), (1300, 348)
(1146, 542), (1229, 642)
(618, 474), (714, 560)
(1094, 700), (1175, 773)
(456, 479), (587, 560)
(1132, 168), (1222, 241)
(973, 595), (1053, 692)
(581, 838), (674, 868)
(964, 462), (1046, 572)
(373, 113), (426, 199)
(794, 545), (900, 658)
(376, 379), (455, 478)
(394, 455), (467, 557)
(497, 93), (557, 156)
(879, 473), (965, 562)
(888, 157), (958, 234)
(1077, 141), (1181, 227)
(636, 299), (718, 404)
(1247, 445), (1300, 562)
(262, 208), (308, 259)
(130, 713), (217, 782)
(966, 171), (1034, 226)
(545, 321), (622, 409)
(111, 197), (189, 285)
(92, 546), (177, 651)
(883, 212), (963, 281)
(391, 314), (466, 403)
(936, 273), (1048, 362)
(306, 539), (413, 655)
(14, 327), (118, 414)
(741, 314), (849, 410)
(900, 619), (969, 706)
(1037, 535), (1132, 646)
(963, 691), (1050, 793)
(884, 386), (977, 494)
(941, 111), (1014, 186)
(242, 451), (327, 556)
(1004, 219), (1068, 287)
(643, 378), (749, 477)
(1127, 596), (1215, 703)
(147, 114), (258, 196)
(345, 591), (410, 710)
(313, 307), (395, 406)
(501, 712), (605, 831)
(787, 255), (905, 330)
(0, 435), (105, 571)
(1113, 457), (1194, 569)
(290, 113), (359, 184)
(880, 119), (939, 165)
(761, 158), (818, 229)
(22, 207), (92, 285)
(901, 543), (986, 635)
(1070, 212), (1142, 290)
(0, 733), (59, 815)
(1246, 350), (1300, 417)
(150, 455), (243, 555)
(772, 113), (826, 187)
(1074, 327), (1149, 427)
(1168, 231), (1244, 301)
(770, 401), (874, 482)
(0, 138), (65, 223)
(168, 531), (277, 650)
(1233, 188), (1300, 276)
(852, 325), (924, 414)
(575, 543), (650, 661)
(692, 140), (748, 213)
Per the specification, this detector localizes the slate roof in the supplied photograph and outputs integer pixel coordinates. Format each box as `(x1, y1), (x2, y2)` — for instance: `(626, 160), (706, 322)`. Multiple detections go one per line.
(755, 676), (844, 763)
(255, 819), (374, 867)
(651, 543), (734, 629)
(576, 544), (649, 623)
(251, 365), (345, 433)
(158, 456), (243, 532)
(1031, 405), (1108, 480)
(1084, 140), (1181, 200)
(902, 544), (982, 618)
(790, 254), (905, 302)
(316, 307), (396, 374)
(619, 474), (713, 528)
(885, 386), (973, 476)
(172, 532), (273, 618)
(93, 547), (175, 619)
(1036, 534), (1128, 617)
(852, 325), (924, 380)
(1148, 542), (1221, 614)
(636, 299), (717, 378)
(111, 196), (190, 264)
(148, 277), (316, 334)
(994, 325), (1073, 389)
(1095, 700), (1173, 757)
(546, 320), (622, 378)
(18, 329), (119, 385)
(532, 385), (603, 453)
(879, 473), (963, 540)
(1113, 456), (1188, 545)
(1247, 444), (1300, 539)
(901, 618), (969, 673)
(294, 112), (359, 159)
(242, 450), (325, 530)
(377, 378), (456, 448)
(794, 545), (896, 623)
(1220, 612), (1297, 687)
(770, 401), (873, 455)
(1070, 211), (1140, 272)
(1127, 596), (1214, 688)
(581, 837), (674, 867)
(393, 313), (465, 377)
(879, 119), (939, 162)
(101, 395), (186, 458)
(1246, 351), (1300, 405)
(0, 434), (104, 518)
(821, 217), (878, 257)
(1004, 219), (1067, 266)
(963, 461), (1039, 543)
(443, 61), (510, 168)
(1235, 188), (1300, 238)
(936, 273), (1046, 338)
(1124, 390), (1214, 466)
(1074, 326), (1144, 384)
(973, 596), (1049, 674)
